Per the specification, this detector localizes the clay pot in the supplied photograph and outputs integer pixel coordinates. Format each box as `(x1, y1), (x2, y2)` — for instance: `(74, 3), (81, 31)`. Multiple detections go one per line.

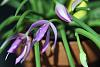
(17, 40), (100, 67)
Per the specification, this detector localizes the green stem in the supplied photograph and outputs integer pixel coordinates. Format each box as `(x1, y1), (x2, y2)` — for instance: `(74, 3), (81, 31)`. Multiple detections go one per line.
(75, 28), (100, 48)
(15, 0), (27, 16)
(37, 0), (43, 14)
(75, 32), (88, 67)
(59, 25), (75, 67)
(87, 20), (100, 27)
(8, 0), (20, 9)
(69, 20), (100, 27)
(16, 10), (32, 30)
(0, 10), (44, 38)
(0, 16), (20, 31)
(0, 34), (17, 54)
(29, 0), (37, 12)
(72, 16), (99, 36)
(34, 42), (41, 67)
(49, 19), (62, 24)
(0, 39), (10, 54)
(75, 32), (83, 52)
(2, 26), (23, 39)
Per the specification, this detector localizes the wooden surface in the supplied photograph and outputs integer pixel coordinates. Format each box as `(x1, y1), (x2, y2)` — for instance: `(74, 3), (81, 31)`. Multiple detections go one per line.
(17, 40), (99, 67)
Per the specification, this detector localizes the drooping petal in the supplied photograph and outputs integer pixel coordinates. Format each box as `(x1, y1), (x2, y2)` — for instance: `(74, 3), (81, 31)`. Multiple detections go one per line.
(55, 2), (72, 22)
(49, 22), (57, 49)
(7, 33), (25, 53)
(15, 45), (27, 64)
(41, 30), (50, 53)
(7, 37), (23, 53)
(21, 36), (31, 63)
(27, 20), (49, 33)
(0, 34), (17, 53)
(72, 0), (82, 11)
(34, 23), (49, 42)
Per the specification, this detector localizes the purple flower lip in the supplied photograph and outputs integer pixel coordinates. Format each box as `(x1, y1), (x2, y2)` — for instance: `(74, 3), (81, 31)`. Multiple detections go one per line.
(55, 2), (72, 23)
(4, 33), (31, 64)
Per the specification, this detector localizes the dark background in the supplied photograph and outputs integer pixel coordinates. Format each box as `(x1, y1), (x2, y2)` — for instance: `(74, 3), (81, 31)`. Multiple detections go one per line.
(0, 0), (100, 67)
(0, 1), (22, 67)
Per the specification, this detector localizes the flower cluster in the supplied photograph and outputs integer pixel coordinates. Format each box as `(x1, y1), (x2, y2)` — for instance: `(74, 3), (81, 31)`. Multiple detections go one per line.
(4, 20), (57, 64)
(0, 0), (89, 67)
(55, 2), (72, 22)
(3, 1), (77, 64)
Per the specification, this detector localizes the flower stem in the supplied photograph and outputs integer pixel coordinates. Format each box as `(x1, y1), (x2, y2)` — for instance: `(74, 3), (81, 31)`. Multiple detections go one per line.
(75, 32), (88, 67)
(72, 16), (99, 37)
(0, 16), (20, 31)
(58, 25), (75, 67)
(69, 20), (100, 27)
(34, 42), (41, 67)
(75, 28), (100, 48)
(29, 0), (37, 12)
(15, 0), (27, 16)
(16, 10), (32, 30)
(75, 32), (83, 52)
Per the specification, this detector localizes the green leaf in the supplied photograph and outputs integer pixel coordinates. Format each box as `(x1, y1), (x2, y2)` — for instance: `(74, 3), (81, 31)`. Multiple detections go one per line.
(0, 16), (20, 31)
(16, 10), (32, 30)
(80, 52), (88, 67)
(8, 0), (20, 8)
(15, 0), (28, 16)
(75, 28), (100, 48)
(56, 0), (66, 4)
(37, 0), (44, 14)
(75, 32), (88, 67)
(0, 0), (9, 6)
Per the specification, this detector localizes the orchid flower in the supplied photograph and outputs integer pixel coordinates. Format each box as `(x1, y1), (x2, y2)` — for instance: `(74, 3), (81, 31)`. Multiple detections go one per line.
(72, 0), (82, 11)
(55, 2), (72, 22)
(27, 20), (57, 53)
(4, 33), (31, 64)
(4, 20), (57, 64)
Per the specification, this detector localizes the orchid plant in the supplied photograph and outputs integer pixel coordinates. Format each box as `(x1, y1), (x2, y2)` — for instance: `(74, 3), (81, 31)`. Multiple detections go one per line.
(0, 0), (100, 67)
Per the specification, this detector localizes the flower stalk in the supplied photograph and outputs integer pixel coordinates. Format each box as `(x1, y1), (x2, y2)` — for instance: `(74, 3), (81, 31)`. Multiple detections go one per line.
(72, 16), (100, 38)
(75, 32), (88, 67)
(75, 28), (100, 48)
(34, 42), (41, 67)
(58, 25), (75, 67)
